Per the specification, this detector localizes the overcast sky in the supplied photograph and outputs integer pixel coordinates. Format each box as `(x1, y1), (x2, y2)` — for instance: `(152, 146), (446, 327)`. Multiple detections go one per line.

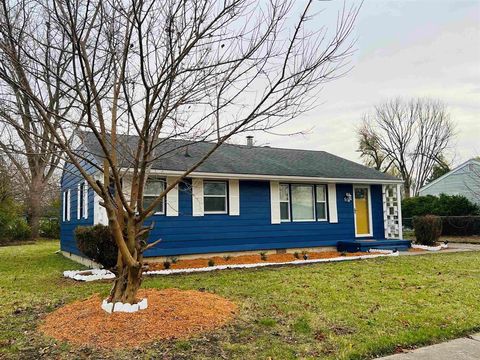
(248, 0), (480, 167)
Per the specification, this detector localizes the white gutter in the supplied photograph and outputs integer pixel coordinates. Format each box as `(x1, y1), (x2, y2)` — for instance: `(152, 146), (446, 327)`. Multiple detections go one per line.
(131, 169), (403, 184)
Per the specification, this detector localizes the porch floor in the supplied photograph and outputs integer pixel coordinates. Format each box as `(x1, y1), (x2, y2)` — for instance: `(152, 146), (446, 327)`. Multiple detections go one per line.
(337, 239), (411, 252)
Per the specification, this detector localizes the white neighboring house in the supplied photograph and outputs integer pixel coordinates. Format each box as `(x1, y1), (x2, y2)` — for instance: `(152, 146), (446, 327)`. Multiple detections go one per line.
(419, 159), (480, 205)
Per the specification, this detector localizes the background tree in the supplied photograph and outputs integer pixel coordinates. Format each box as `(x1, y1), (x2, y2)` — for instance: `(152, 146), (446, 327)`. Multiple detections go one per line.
(426, 157), (450, 184)
(0, 1), (72, 238)
(357, 98), (455, 197)
(0, 0), (359, 304)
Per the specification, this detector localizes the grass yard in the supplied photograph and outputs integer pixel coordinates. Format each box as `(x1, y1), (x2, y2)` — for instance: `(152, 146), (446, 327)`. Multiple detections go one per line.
(1, 241), (479, 359)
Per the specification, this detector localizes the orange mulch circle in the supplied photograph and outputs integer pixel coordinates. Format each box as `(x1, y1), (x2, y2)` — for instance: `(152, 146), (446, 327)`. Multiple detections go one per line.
(39, 289), (237, 349)
(147, 251), (372, 270)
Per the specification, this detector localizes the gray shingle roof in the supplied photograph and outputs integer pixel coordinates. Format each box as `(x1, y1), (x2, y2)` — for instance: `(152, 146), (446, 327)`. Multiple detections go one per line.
(81, 132), (400, 182)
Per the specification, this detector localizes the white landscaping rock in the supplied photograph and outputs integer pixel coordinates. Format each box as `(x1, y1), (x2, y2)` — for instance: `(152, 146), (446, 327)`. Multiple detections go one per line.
(63, 269), (115, 281)
(65, 252), (402, 282)
(101, 300), (113, 314)
(412, 243), (448, 251)
(143, 251), (400, 276)
(138, 298), (148, 310)
(101, 298), (148, 313)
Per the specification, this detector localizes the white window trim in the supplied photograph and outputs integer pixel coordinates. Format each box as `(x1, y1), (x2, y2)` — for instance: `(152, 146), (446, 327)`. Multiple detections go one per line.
(77, 184), (81, 220)
(228, 179), (240, 216)
(77, 181), (89, 220)
(316, 184), (328, 221)
(353, 184), (373, 237)
(203, 180), (228, 214)
(327, 183), (338, 223)
(143, 177), (166, 215)
(270, 181), (281, 224)
(166, 176), (179, 216)
(83, 181), (89, 219)
(63, 189), (71, 222)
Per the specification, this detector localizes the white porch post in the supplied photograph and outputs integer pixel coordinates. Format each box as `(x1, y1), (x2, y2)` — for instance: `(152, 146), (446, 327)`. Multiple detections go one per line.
(397, 183), (403, 239)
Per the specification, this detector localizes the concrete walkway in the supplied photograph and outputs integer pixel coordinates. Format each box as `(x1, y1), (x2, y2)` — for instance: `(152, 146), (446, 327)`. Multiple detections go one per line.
(378, 334), (480, 359)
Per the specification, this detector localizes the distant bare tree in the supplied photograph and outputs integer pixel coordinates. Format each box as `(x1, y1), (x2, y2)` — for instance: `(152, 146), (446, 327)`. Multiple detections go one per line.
(0, 0), (72, 238)
(358, 98), (455, 197)
(0, 0), (359, 304)
(357, 122), (393, 172)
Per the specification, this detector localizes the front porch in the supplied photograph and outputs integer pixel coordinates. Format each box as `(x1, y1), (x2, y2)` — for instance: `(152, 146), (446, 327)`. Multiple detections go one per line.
(337, 239), (412, 252)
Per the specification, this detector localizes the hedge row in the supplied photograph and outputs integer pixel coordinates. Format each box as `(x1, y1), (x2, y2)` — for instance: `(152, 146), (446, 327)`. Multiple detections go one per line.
(440, 216), (480, 236)
(402, 194), (479, 219)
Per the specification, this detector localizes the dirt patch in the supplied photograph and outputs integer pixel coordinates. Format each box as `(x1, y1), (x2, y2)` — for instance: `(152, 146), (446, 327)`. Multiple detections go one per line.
(408, 248), (425, 253)
(39, 288), (237, 349)
(148, 251), (372, 270)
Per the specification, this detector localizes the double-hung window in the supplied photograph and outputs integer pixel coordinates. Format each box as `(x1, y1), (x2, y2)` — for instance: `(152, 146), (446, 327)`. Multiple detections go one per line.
(291, 184), (315, 221)
(280, 184), (290, 221)
(143, 177), (165, 214)
(315, 185), (327, 221)
(279, 184), (328, 222)
(204, 181), (227, 214)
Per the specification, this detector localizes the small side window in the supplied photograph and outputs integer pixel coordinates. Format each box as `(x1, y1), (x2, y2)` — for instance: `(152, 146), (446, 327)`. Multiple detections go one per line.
(143, 177), (166, 214)
(280, 184), (290, 221)
(315, 185), (327, 221)
(204, 181), (227, 214)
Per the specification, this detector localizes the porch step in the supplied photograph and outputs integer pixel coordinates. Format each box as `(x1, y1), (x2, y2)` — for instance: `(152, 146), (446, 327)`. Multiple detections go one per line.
(337, 239), (411, 253)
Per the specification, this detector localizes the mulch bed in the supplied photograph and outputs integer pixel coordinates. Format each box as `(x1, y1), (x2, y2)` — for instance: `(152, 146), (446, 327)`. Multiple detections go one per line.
(147, 251), (372, 271)
(39, 288), (237, 349)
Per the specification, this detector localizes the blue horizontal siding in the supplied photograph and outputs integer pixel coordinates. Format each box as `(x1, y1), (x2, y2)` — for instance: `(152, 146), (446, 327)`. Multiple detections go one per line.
(143, 180), (385, 256)
(60, 172), (387, 257)
(60, 160), (96, 256)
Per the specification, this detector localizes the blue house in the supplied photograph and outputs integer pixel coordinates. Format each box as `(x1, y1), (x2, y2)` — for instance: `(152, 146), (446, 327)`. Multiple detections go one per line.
(60, 134), (408, 262)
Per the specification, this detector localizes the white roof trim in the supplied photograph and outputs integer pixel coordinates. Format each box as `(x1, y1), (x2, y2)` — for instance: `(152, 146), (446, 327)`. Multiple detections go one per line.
(419, 159), (480, 192)
(117, 168), (403, 184)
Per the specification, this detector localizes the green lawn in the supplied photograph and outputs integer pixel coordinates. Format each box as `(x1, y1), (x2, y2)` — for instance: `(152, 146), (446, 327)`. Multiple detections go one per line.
(1, 240), (479, 359)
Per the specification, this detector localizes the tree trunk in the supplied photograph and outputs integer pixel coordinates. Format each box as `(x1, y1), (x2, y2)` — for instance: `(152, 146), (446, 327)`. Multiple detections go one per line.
(107, 212), (145, 304)
(109, 262), (143, 304)
(26, 177), (44, 239)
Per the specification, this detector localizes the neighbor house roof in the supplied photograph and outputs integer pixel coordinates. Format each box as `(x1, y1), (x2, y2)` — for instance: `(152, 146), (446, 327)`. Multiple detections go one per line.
(419, 158), (480, 192)
(80, 132), (401, 183)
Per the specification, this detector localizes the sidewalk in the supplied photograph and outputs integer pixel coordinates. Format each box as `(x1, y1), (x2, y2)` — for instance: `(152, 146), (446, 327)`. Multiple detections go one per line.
(378, 334), (480, 359)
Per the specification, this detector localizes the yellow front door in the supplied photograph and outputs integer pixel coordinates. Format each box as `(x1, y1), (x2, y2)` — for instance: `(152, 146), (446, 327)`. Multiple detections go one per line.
(354, 187), (370, 236)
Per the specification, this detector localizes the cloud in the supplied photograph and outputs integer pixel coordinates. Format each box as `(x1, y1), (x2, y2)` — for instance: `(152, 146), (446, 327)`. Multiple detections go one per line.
(247, 0), (480, 166)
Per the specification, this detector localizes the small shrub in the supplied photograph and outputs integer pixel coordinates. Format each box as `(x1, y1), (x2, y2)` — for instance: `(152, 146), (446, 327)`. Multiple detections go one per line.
(0, 198), (30, 242)
(39, 218), (60, 239)
(75, 225), (118, 269)
(170, 257), (178, 264)
(163, 261), (171, 269)
(223, 255), (232, 261)
(413, 215), (442, 246)
(293, 252), (300, 259)
(260, 252), (267, 261)
(9, 218), (31, 240)
(207, 259), (215, 267)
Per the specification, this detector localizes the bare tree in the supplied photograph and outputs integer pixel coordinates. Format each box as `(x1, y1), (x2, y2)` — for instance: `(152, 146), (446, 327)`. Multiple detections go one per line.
(0, 0), (73, 238)
(357, 122), (393, 172)
(358, 98), (455, 197)
(0, 0), (359, 304)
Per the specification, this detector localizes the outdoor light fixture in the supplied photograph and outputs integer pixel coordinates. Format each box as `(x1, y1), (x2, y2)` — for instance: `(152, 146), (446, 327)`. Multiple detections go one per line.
(344, 192), (352, 202)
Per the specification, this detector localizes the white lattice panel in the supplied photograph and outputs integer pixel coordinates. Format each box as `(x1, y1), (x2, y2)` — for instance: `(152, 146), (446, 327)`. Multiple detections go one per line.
(382, 184), (401, 239)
